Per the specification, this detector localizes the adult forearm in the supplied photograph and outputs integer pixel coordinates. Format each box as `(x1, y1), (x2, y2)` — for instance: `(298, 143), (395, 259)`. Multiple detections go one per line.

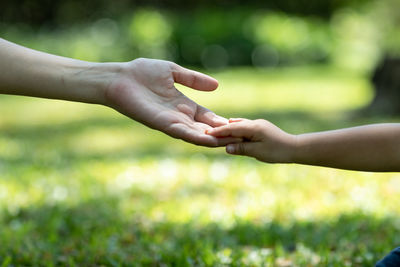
(0, 38), (120, 104)
(293, 124), (400, 172)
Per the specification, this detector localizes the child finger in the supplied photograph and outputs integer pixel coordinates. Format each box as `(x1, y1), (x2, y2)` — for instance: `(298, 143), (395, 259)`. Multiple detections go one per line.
(206, 122), (254, 138)
(215, 136), (244, 146)
(205, 125), (233, 137)
(226, 142), (259, 157)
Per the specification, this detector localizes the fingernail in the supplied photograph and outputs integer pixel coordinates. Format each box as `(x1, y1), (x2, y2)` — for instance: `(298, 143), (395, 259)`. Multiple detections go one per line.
(226, 144), (235, 154)
(229, 118), (242, 123)
(205, 129), (212, 134)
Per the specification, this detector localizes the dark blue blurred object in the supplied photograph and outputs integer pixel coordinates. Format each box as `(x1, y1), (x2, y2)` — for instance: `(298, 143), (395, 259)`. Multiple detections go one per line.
(376, 247), (400, 267)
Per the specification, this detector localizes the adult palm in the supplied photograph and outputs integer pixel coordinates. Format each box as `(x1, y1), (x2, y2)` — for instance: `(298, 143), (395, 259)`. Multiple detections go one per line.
(106, 58), (239, 147)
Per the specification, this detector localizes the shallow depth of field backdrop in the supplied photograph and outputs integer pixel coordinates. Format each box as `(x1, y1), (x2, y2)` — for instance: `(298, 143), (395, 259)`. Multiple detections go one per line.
(1, 0), (400, 266)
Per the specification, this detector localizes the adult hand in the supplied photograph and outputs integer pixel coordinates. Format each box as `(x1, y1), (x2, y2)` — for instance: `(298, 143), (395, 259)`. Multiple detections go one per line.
(105, 58), (241, 147)
(0, 39), (238, 146)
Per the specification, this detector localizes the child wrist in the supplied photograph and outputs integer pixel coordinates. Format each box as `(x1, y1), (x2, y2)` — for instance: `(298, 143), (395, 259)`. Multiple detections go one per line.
(287, 134), (301, 164)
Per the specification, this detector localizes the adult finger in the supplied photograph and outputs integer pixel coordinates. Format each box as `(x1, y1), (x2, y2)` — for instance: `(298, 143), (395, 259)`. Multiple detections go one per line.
(167, 123), (241, 147)
(171, 63), (218, 91)
(195, 105), (228, 127)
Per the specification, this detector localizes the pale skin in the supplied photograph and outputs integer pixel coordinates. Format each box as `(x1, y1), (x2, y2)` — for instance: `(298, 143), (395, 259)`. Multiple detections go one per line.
(206, 118), (400, 172)
(0, 38), (241, 147)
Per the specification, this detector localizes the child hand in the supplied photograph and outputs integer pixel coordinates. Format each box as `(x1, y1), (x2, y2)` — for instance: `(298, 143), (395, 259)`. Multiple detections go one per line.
(206, 119), (297, 163)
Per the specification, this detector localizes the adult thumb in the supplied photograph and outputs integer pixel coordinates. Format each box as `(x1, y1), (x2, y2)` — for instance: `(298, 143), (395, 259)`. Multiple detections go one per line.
(171, 63), (219, 91)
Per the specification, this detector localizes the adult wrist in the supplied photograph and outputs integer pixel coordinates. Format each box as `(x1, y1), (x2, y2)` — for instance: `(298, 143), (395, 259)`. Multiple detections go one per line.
(63, 61), (124, 105)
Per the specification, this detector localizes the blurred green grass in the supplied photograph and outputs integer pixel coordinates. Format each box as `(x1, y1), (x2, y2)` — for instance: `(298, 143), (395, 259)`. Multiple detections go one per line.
(0, 66), (399, 266)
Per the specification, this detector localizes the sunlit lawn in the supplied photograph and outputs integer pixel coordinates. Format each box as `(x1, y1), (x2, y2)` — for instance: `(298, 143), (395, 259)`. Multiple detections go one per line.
(0, 65), (399, 266)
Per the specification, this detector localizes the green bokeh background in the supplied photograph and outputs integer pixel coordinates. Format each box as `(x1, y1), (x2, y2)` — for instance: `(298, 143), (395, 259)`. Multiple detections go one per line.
(1, 1), (400, 266)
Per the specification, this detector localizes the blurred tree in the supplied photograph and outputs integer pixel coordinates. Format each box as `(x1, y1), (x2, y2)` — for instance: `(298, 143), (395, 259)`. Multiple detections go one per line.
(2, 0), (400, 114)
(0, 0), (371, 27)
(367, 57), (400, 115)
(366, 0), (400, 114)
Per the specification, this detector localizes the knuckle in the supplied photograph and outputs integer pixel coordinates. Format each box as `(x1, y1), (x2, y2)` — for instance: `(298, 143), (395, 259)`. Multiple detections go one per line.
(169, 62), (180, 71)
(253, 119), (270, 132)
(235, 121), (249, 130)
(133, 57), (146, 64)
(188, 72), (197, 87)
(252, 123), (263, 132)
(255, 119), (269, 126)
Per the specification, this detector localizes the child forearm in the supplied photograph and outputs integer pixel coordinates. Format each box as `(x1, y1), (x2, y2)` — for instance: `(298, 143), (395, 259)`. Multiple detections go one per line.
(293, 123), (400, 172)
